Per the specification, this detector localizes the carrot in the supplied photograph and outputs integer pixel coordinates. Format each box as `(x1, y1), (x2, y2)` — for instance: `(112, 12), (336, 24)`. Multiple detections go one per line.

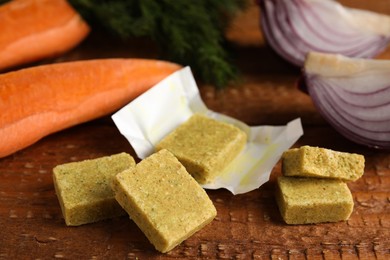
(0, 59), (182, 158)
(0, 0), (90, 71)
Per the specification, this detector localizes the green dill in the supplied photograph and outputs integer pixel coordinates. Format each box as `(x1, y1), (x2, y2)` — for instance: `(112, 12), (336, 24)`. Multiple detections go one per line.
(68, 0), (247, 88)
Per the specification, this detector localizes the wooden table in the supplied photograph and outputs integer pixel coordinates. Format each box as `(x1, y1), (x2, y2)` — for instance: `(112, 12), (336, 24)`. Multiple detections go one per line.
(1, 1), (389, 259)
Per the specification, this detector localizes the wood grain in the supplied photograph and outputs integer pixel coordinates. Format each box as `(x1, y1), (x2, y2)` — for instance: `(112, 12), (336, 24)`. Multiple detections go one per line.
(1, 1), (389, 259)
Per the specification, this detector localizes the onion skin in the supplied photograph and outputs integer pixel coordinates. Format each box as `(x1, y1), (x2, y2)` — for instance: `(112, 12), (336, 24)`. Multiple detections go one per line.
(301, 52), (390, 149)
(258, 0), (390, 66)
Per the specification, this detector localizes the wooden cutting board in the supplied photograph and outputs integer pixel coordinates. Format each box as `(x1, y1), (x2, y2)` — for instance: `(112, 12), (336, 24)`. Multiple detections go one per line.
(1, 1), (389, 259)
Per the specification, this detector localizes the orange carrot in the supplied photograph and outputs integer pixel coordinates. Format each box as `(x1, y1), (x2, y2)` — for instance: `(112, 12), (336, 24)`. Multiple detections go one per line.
(0, 0), (90, 71)
(0, 59), (181, 158)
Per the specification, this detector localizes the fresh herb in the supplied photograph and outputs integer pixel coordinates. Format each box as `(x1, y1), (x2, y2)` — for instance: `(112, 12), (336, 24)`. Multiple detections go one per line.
(68, 0), (247, 88)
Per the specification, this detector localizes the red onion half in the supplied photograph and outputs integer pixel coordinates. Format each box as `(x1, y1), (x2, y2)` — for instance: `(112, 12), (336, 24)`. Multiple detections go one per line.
(258, 0), (390, 66)
(300, 52), (390, 149)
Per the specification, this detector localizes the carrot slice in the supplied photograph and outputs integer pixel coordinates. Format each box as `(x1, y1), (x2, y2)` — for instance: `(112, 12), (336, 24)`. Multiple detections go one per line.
(0, 0), (90, 71)
(0, 59), (182, 158)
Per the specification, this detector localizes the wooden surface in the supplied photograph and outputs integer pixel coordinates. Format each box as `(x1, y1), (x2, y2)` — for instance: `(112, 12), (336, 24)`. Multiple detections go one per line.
(1, 1), (390, 259)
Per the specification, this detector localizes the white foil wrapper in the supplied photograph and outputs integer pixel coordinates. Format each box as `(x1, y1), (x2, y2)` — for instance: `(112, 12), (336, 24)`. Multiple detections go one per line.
(112, 67), (303, 194)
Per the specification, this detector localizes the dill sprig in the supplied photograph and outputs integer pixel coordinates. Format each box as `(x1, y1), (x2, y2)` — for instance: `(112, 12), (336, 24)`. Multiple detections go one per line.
(68, 0), (247, 88)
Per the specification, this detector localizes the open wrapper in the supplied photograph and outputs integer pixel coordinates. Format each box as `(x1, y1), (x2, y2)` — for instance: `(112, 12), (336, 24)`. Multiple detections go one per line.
(112, 67), (303, 195)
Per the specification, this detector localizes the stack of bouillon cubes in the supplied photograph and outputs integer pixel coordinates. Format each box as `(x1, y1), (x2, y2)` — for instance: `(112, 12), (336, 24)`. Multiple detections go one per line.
(276, 146), (365, 224)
